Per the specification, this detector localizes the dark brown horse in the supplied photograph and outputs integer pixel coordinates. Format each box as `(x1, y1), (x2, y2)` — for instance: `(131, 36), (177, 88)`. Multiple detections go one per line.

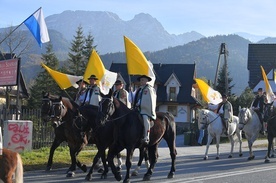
(98, 92), (177, 183)
(45, 94), (90, 177)
(264, 102), (276, 163)
(0, 148), (23, 183)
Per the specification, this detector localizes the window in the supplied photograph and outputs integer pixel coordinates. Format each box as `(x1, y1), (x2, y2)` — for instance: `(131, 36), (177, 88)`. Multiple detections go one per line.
(169, 87), (177, 101)
(168, 106), (177, 116)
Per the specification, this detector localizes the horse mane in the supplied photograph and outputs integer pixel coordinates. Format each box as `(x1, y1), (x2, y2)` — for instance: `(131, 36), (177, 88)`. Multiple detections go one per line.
(203, 109), (218, 118)
(61, 97), (74, 110)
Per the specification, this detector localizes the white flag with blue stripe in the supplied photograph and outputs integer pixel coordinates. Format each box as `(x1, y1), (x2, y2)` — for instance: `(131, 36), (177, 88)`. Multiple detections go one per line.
(24, 8), (50, 47)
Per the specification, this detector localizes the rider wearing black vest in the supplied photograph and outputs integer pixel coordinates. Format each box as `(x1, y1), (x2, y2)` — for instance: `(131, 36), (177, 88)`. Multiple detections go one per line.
(252, 88), (266, 134)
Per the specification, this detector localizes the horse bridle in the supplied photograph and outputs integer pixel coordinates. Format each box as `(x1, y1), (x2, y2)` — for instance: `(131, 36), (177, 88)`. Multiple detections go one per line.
(239, 108), (253, 126)
(51, 101), (67, 122)
(99, 97), (132, 122)
(200, 111), (220, 128)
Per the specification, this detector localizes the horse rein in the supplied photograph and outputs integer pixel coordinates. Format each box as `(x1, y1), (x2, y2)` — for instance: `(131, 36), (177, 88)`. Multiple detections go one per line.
(200, 112), (220, 126)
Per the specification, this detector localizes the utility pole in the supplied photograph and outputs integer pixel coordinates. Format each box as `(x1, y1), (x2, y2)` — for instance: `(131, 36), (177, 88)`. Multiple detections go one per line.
(214, 43), (229, 95)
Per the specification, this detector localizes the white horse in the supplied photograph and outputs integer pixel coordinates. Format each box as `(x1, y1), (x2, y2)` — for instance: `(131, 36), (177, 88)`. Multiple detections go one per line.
(238, 107), (262, 160)
(198, 109), (243, 160)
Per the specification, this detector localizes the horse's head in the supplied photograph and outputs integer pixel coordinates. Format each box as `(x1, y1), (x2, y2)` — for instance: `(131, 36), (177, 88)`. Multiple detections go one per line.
(98, 90), (115, 126)
(238, 108), (251, 130)
(197, 109), (209, 130)
(264, 102), (275, 122)
(50, 96), (68, 128)
(41, 92), (52, 123)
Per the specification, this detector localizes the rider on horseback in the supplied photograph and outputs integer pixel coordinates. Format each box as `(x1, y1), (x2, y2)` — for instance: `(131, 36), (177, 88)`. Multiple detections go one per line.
(217, 94), (233, 135)
(251, 87), (267, 134)
(113, 80), (131, 108)
(74, 79), (89, 106)
(133, 75), (157, 145)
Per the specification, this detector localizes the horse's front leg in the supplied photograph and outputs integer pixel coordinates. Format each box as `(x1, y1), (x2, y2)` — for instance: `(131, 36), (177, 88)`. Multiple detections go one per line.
(143, 144), (158, 181)
(247, 140), (255, 160)
(228, 134), (234, 158)
(123, 147), (135, 183)
(66, 147), (77, 177)
(265, 135), (273, 163)
(107, 144), (122, 181)
(215, 135), (220, 159)
(237, 130), (243, 157)
(46, 137), (63, 171)
(204, 134), (213, 160)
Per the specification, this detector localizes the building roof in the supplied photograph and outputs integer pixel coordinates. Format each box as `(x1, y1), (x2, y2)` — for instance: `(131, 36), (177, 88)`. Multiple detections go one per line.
(248, 44), (276, 88)
(110, 63), (199, 104)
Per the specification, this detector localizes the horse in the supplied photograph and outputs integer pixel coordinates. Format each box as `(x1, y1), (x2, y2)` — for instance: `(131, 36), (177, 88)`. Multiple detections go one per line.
(97, 92), (177, 183)
(0, 148), (23, 183)
(263, 102), (276, 163)
(198, 109), (242, 160)
(238, 107), (262, 160)
(82, 99), (150, 181)
(47, 95), (90, 177)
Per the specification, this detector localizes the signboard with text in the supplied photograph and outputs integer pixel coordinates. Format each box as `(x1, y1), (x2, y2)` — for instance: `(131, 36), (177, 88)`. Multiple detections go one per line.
(0, 59), (19, 86)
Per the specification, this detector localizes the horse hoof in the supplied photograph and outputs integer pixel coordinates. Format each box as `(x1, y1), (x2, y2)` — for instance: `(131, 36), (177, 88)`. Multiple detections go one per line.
(85, 174), (92, 181)
(132, 171), (138, 176)
(45, 166), (52, 171)
(215, 157), (219, 160)
(81, 165), (87, 172)
(239, 153), (243, 157)
(66, 171), (75, 177)
(271, 154), (275, 158)
(265, 159), (270, 163)
(143, 174), (151, 181)
(167, 172), (175, 179)
(123, 179), (130, 183)
(115, 173), (122, 181)
(228, 155), (233, 158)
(101, 173), (107, 179)
(203, 157), (208, 160)
(247, 156), (255, 161)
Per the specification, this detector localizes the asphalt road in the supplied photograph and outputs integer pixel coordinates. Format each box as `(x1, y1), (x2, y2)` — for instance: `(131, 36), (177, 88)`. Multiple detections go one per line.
(24, 136), (275, 183)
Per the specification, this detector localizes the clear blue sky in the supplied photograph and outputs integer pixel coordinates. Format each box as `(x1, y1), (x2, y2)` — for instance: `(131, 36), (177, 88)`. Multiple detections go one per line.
(1, 0), (276, 37)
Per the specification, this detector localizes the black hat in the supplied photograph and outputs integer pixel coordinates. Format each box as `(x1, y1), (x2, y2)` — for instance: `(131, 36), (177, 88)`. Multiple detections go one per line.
(87, 74), (98, 80)
(114, 80), (123, 85)
(76, 79), (88, 85)
(137, 75), (152, 81)
(258, 88), (263, 91)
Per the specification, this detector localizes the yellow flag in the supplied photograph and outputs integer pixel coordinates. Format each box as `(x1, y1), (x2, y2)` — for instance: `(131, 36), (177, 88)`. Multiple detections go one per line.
(261, 66), (275, 103)
(195, 78), (222, 105)
(83, 50), (105, 85)
(83, 50), (117, 94)
(124, 36), (155, 86)
(41, 63), (82, 89)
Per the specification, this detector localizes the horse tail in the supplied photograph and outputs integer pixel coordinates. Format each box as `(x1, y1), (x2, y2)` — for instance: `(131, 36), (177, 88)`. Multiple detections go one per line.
(15, 153), (23, 183)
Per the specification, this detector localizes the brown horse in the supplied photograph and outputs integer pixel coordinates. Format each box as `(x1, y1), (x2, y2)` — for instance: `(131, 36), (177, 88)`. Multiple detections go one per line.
(48, 95), (90, 177)
(0, 148), (23, 183)
(97, 92), (177, 183)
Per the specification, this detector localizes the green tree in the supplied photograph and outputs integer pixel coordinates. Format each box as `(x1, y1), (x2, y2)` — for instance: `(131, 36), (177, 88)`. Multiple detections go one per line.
(237, 87), (255, 108)
(67, 25), (85, 76)
(215, 62), (234, 96)
(27, 43), (61, 109)
(83, 32), (97, 61)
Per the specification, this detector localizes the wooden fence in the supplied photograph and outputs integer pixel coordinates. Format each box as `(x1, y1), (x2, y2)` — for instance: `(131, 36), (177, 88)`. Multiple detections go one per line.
(0, 109), (58, 149)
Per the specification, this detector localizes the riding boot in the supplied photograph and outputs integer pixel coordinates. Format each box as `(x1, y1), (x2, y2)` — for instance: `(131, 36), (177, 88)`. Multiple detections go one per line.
(141, 115), (150, 145)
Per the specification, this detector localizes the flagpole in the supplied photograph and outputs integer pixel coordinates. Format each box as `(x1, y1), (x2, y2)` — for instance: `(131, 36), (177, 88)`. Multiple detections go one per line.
(63, 90), (74, 101)
(0, 7), (42, 45)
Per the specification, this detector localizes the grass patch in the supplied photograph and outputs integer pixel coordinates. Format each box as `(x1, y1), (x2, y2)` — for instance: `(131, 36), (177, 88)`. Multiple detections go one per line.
(20, 145), (97, 171)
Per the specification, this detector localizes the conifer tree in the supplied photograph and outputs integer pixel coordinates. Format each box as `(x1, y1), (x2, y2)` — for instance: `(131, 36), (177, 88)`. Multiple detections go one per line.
(83, 32), (97, 61)
(215, 62), (234, 96)
(27, 43), (61, 109)
(67, 25), (85, 76)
